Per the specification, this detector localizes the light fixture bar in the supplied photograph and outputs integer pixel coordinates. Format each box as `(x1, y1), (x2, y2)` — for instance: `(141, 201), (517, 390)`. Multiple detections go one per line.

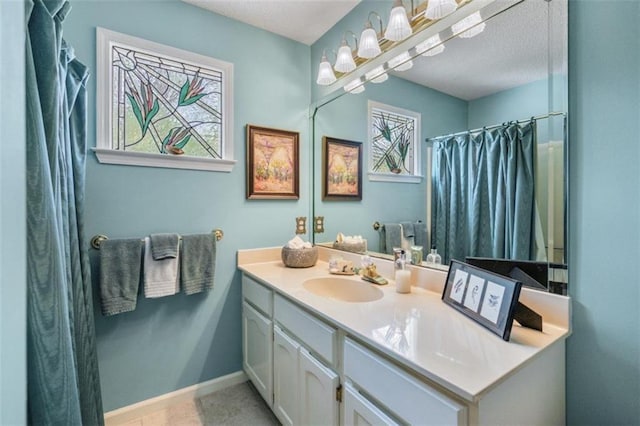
(318, 0), (512, 95)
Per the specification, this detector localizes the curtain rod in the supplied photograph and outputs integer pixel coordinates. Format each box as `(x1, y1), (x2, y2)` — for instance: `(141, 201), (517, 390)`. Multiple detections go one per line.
(425, 111), (567, 143)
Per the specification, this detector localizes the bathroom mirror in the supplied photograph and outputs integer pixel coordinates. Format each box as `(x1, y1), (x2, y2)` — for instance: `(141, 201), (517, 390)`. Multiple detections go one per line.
(311, 0), (568, 292)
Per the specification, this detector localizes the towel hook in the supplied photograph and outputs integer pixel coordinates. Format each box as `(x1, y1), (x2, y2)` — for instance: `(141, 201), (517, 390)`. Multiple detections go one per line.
(373, 221), (381, 231)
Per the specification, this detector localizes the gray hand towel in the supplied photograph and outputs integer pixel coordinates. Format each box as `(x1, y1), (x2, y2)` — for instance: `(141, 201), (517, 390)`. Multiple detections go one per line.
(384, 223), (402, 255)
(181, 233), (216, 295)
(414, 221), (429, 256)
(150, 233), (180, 260)
(400, 222), (415, 238)
(99, 238), (143, 316)
(378, 225), (387, 254)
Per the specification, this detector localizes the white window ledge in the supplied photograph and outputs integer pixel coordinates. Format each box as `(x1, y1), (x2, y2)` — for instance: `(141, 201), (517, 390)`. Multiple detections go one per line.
(368, 172), (423, 183)
(93, 148), (236, 172)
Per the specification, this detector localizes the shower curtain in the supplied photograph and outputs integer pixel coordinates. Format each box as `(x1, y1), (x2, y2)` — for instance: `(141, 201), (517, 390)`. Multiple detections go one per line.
(26, 0), (104, 424)
(431, 121), (535, 264)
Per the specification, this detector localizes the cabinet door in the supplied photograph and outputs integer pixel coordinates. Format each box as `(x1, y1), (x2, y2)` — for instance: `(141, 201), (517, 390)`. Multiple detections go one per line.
(273, 326), (300, 426)
(242, 301), (273, 407)
(343, 382), (399, 426)
(299, 347), (340, 426)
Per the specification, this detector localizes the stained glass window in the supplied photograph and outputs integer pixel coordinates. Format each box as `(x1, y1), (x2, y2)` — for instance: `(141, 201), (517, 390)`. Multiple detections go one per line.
(368, 101), (421, 183)
(96, 28), (235, 172)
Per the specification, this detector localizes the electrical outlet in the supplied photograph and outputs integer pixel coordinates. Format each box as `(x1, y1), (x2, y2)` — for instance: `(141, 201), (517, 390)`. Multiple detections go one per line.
(314, 216), (325, 233)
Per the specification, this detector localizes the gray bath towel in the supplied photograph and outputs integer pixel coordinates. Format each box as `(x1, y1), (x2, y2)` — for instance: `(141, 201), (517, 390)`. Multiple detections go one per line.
(100, 238), (143, 316)
(383, 223), (402, 255)
(181, 233), (216, 295)
(150, 233), (180, 260)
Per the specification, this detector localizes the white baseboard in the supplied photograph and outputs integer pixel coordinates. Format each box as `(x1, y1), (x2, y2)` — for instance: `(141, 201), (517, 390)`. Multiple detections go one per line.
(104, 371), (248, 425)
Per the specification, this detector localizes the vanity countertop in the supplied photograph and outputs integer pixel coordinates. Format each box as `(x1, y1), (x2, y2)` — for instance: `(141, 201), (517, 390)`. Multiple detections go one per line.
(238, 248), (570, 403)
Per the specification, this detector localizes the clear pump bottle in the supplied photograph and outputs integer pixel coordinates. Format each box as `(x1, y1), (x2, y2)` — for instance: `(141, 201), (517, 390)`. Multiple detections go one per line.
(426, 246), (442, 265)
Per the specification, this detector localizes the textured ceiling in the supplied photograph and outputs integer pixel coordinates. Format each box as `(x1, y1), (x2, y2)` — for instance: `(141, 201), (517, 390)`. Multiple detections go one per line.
(393, 0), (566, 100)
(182, 0), (361, 45)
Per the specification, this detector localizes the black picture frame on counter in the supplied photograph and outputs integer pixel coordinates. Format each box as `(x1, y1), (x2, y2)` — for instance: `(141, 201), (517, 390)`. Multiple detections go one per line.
(442, 260), (523, 341)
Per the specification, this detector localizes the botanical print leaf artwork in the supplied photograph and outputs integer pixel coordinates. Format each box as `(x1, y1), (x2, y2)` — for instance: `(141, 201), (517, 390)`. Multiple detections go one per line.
(327, 143), (360, 196)
(111, 44), (224, 158)
(252, 134), (296, 194)
(370, 107), (417, 175)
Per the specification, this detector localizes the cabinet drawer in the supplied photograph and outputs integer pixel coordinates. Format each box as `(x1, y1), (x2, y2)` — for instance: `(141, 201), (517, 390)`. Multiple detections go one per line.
(274, 294), (336, 365)
(344, 338), (467, 426)
(242, 274), (273, 317)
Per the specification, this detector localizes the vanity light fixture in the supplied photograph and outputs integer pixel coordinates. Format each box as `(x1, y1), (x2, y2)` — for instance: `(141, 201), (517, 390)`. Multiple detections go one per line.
(424, 0), (458, 20)
(416, 33), (445, 56)
(357, 12), (384, 59)
(384, 0), (412, 42)
(334, 31), (358, 73)
(388, 51), (414, 72)
(344, 78), (365, 94)
(451, 11), (485, 38)
(316, 50), (337, 85)
(315, 0), (493, 89)
(365, 65), (388, 83)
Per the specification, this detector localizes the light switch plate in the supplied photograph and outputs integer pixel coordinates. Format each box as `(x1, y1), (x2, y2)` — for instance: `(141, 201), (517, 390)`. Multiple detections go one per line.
(295, 217), (307, 235)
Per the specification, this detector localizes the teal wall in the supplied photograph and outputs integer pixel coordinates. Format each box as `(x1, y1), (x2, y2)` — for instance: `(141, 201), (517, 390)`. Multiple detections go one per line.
(313, 76), (466, 247)
(468, 78), (550, 128)
(64, 1), (311, 411)
(0, 1), (27, 424)
(567, 0), (640, 424)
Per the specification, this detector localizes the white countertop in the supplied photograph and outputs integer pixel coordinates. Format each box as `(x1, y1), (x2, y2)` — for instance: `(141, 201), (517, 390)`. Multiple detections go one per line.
(238, 250), (570, 403)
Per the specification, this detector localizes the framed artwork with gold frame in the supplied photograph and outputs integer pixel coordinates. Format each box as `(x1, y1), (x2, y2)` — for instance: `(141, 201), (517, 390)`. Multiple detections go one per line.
(246, 125), (299, 200)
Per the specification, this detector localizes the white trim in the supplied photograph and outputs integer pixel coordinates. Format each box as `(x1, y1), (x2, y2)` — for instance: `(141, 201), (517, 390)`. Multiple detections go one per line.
(93, 148), (236, 172)
(104, 371), (247, 425)
(96, 27), (234, 171)
(367, 172), (423, 184)
(367, 100), (422, 182)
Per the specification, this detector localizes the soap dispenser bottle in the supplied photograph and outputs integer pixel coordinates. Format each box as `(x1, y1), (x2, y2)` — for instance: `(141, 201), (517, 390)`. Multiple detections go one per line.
(426, 246), (442, 265)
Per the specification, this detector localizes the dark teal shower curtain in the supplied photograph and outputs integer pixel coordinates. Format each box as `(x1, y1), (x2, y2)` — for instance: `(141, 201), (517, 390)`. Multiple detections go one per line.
(26, 0), (104, 424)
(431, 122), (535, 264)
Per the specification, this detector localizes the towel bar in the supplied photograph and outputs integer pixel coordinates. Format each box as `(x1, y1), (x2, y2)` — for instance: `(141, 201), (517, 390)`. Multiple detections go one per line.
(90, 229), (224, 250)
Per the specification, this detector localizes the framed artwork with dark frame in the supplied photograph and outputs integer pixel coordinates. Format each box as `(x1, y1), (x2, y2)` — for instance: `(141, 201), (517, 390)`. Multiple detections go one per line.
(322, 137), (362, 201)
(442, 260), (523, 341)
(246, 125), (299, 200)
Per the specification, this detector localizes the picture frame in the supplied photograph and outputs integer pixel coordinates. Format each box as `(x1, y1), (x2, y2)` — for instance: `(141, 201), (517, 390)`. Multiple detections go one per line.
(322, 137), (363, 201)
(246, 125), (299, 200)
(442, 260), (523, 341)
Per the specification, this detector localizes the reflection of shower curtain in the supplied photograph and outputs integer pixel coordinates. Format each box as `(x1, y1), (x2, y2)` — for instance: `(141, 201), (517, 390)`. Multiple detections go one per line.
(431, 122), (535, 264)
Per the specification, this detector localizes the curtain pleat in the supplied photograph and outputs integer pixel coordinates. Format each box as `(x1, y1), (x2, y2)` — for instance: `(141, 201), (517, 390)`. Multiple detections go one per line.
(431, 122), (535, 264)
(26, 0), (104, 424)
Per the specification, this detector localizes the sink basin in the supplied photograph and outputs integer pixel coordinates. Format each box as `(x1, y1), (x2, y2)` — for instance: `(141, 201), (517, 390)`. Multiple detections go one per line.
(303, 277), (384, 303)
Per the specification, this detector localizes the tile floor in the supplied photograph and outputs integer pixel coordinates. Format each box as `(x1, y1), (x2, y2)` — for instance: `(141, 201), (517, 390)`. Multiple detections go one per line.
(117, 382), (280, 426)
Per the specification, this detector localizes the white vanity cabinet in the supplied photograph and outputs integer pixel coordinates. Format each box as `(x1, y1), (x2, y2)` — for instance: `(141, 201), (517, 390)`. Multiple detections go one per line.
(239, 262), (567, 426)
(274, 294), (340, 426)
(273, 325), (299, 426)
(242, 275), (274, 407)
